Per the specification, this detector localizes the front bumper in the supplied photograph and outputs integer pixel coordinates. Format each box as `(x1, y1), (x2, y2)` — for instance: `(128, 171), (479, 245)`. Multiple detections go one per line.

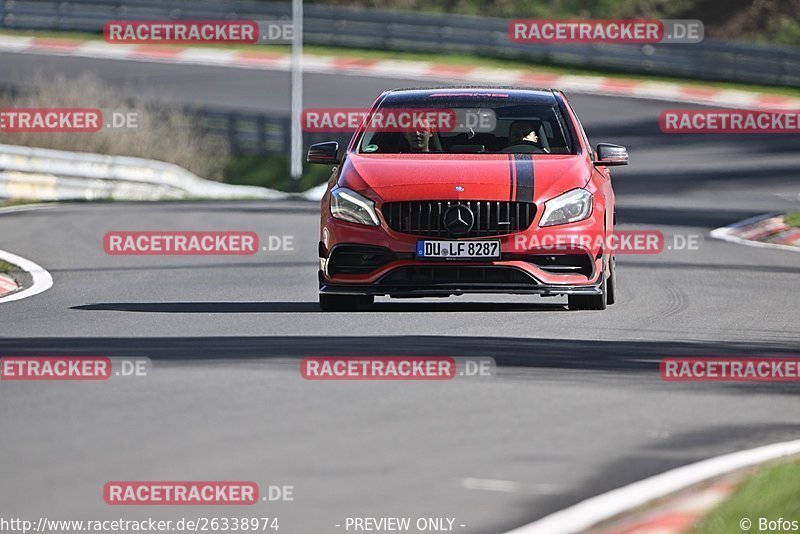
(320, 275), (603, 298)
(319, 203), (607, 298)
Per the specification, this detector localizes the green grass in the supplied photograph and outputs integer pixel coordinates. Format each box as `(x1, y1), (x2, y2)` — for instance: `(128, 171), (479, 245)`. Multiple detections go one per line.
(0, 199), (46, 208)
(224, 155), (332, 192)
(3, 28), (800, 98)
(688, 460), (800, 534)
(785, 212), (800, 228)
(0, 260), (17, 274)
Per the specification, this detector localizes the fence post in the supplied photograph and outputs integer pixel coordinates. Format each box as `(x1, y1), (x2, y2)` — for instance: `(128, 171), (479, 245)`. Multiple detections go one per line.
(228, 113), (239, 155)
(256, 115), (266, 155)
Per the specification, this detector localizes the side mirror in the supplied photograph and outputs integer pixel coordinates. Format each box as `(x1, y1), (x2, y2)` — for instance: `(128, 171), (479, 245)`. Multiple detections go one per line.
(594, 143), (628, 166)
(307, 142), (341, 165)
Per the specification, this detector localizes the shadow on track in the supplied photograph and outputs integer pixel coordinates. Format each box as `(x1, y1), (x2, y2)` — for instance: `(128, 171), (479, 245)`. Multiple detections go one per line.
(47, 262), (318, 274)
(2, 333), (798, 369)
(72, 301), (567, 313)
(620, 261), (800, 275)
(2, 334), (798, 396)
(73, 302), (323, 313)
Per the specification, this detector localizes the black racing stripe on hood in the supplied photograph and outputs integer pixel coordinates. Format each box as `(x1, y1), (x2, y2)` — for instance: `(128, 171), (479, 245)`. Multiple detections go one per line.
(513, 154), (534, 203)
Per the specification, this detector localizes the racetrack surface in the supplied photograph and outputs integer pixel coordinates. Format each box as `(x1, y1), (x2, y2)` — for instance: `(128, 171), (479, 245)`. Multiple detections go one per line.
(1, 52), (799, 533)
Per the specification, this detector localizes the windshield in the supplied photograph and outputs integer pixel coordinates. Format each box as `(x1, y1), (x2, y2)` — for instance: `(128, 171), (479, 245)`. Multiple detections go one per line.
(357, 100), (575, 155)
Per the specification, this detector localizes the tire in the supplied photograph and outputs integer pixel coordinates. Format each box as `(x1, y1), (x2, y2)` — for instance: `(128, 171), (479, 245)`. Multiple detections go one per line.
(568, 260), (608, 311)
(319, 294), (373, 312)
(606, 255), (617, 306)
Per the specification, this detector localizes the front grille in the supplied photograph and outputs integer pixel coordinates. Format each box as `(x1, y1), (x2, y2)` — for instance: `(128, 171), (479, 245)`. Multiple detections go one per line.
(379, 266), (538, 286)
(382, 201), (536, 238)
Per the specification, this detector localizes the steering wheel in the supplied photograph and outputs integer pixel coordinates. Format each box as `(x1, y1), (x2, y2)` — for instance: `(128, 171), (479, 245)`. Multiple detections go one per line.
(499, 141), (549, 154)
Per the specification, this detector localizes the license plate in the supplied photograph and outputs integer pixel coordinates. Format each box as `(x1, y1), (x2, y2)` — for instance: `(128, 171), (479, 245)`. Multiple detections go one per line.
(416, 239), (500, 260)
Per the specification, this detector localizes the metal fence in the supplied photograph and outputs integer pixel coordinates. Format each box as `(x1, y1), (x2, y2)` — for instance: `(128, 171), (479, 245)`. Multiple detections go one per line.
(190, 110), (349, 156)
(2, 0), (799, 157)
(2, 0), (800, 88)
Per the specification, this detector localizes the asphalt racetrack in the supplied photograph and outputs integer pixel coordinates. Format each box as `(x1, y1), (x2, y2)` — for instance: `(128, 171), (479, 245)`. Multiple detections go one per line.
(0, 52), (799, 533)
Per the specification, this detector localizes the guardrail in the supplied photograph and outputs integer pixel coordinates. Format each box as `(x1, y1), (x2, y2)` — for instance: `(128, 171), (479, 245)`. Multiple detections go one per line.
(0, 143), (286, 200)
(1, 0), (800, 87)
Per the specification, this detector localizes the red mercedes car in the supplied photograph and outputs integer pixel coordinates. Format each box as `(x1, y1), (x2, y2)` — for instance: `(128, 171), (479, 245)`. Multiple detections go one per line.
(310, 88), (628, 311)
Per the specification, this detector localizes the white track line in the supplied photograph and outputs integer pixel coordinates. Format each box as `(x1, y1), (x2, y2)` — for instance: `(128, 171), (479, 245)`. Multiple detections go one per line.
(0, 202), (58, 215)
(0, 249), (53, 303)
(461, 478), (522, 493)
(505, 438), (800, 534)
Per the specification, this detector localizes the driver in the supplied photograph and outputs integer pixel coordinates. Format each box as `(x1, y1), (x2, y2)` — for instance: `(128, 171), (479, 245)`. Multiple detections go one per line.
(508, 120), (541, 145)
(402, 117), (436, 152)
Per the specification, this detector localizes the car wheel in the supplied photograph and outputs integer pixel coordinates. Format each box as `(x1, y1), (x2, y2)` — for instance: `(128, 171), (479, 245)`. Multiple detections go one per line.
(606, 255), (617, 306)
(568, 261), (608, 311)
(319, 294), (373, 312)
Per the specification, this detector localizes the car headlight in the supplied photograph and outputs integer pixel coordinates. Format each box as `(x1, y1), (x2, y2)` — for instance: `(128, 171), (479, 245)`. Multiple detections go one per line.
(330, 187), (380, 226)
(539, 189), (593, 227)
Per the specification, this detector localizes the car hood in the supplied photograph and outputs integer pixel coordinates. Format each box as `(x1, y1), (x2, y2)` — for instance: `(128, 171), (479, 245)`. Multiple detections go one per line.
(339, 153), (592, 203)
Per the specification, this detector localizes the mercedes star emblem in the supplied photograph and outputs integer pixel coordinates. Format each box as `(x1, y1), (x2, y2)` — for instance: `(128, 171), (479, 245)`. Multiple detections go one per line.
(442, 204), (475, 235)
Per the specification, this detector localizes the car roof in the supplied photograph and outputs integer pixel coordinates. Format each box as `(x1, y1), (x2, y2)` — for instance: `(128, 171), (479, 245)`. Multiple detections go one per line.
(380, 87), (559, 105)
